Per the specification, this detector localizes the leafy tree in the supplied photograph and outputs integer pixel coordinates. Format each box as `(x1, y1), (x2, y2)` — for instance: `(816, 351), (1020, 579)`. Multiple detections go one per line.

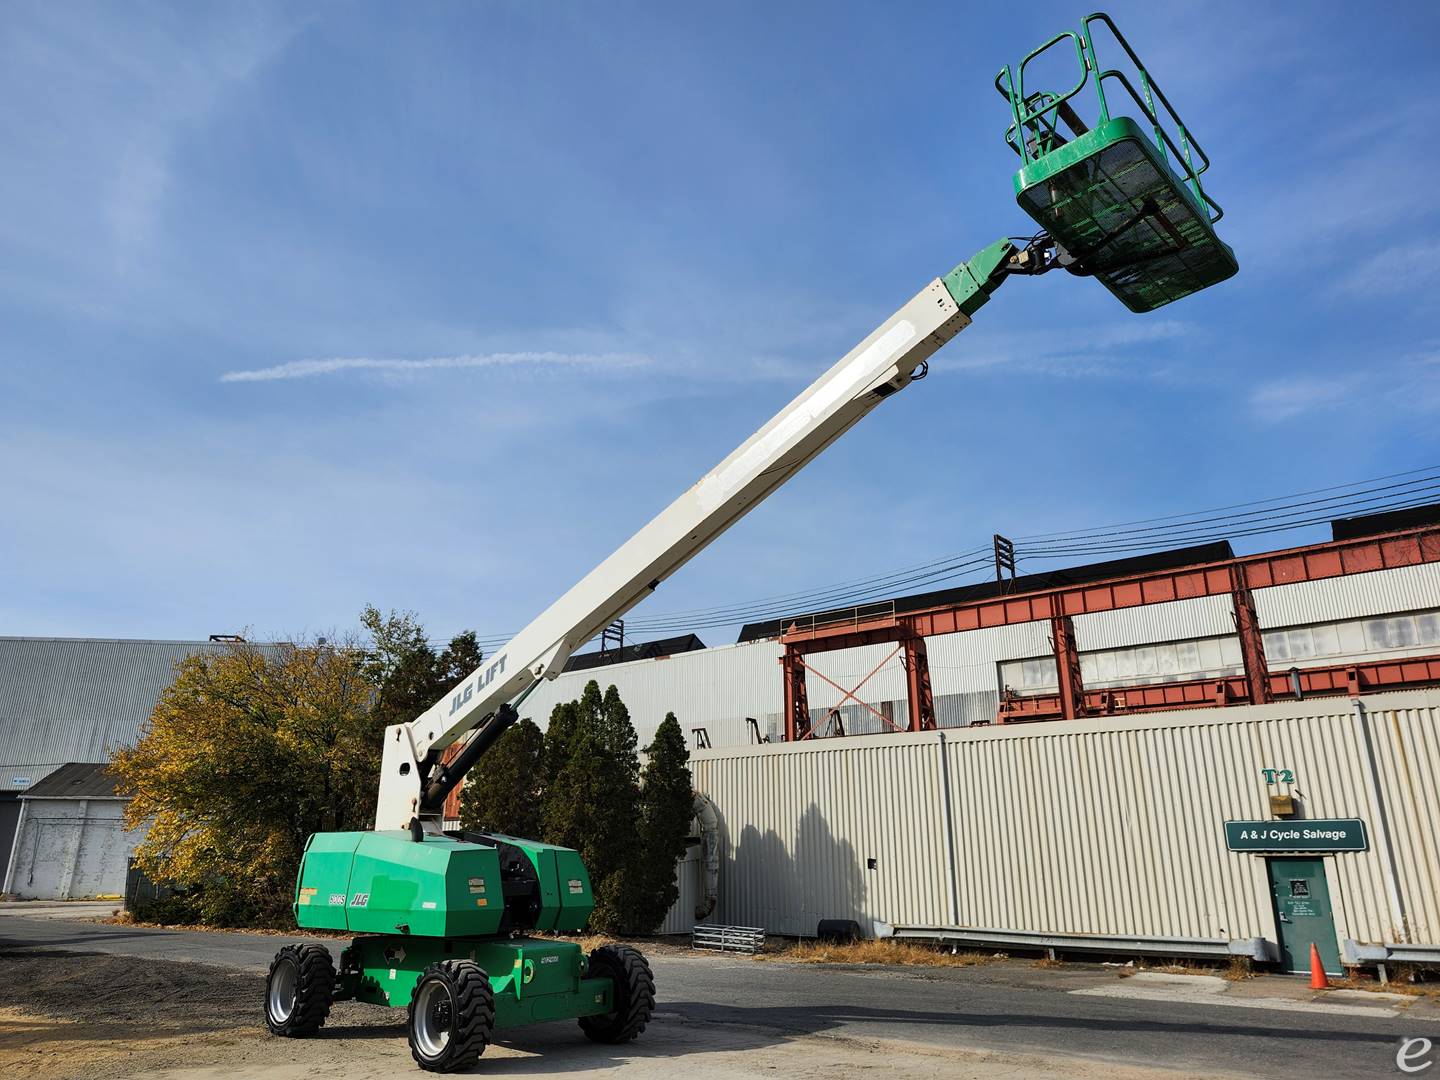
(112, 639), (375, 927)
(115, 609), (486, 928)
(629, 712), (694, 933)
(457, 718), (544, 838)
(361, 606), (482, 730)
(542, 680), (642, 933)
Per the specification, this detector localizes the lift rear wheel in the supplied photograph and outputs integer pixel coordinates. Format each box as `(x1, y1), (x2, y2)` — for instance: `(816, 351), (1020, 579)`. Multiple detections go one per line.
(408, 959), (494, 1072)
(579, 944), (655, 1044)
(264, 943), (335, 1036)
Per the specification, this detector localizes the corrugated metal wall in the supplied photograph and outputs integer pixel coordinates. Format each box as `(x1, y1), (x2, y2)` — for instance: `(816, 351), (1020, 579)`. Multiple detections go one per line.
(692, 689), (1440, 946)
(0, 638), (282, 794)
(1254, 563), (1440, 627)
(659, 847), (703, 935)
(1073, 594), (1236, 651)
(520, 641), (783, 748)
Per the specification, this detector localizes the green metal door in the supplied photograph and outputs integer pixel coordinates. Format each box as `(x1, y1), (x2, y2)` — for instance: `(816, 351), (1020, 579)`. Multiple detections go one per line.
(1267, 857), (1341, 976)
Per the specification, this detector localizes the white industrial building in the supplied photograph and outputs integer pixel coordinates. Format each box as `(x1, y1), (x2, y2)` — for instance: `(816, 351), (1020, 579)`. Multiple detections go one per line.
(3, 762), (141, 901)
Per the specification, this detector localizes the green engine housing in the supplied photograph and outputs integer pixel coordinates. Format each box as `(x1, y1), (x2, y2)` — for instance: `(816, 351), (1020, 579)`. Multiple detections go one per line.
(294, 831), (594, 936)
(291, 831), (611, 1029)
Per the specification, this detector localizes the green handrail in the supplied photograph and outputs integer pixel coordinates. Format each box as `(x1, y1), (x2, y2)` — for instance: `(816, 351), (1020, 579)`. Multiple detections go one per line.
(996, 11), (1224, 225)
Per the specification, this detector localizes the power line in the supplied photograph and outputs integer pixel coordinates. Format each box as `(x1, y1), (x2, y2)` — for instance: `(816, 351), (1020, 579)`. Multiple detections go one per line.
(427, 464), (1440, 650)
(1013, 464), (1440, 541)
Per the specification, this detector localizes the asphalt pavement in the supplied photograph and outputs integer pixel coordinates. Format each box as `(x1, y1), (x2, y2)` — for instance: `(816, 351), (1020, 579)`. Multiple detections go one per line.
(1, 914), (1429, 1079)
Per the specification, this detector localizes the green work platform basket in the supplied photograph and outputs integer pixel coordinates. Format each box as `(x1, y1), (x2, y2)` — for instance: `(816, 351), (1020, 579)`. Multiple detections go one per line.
(998, 13), (1237, 312)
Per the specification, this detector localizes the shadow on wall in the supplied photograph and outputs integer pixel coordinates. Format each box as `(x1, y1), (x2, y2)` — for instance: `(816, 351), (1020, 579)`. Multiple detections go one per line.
(725, 803), (868, 937)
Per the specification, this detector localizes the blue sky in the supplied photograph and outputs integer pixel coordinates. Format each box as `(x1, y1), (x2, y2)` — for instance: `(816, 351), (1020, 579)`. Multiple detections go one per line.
(3, 1), (1439, 650)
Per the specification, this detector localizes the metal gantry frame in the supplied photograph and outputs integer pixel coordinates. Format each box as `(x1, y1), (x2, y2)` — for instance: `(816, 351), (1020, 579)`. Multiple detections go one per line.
(779, 524), (1440, 735)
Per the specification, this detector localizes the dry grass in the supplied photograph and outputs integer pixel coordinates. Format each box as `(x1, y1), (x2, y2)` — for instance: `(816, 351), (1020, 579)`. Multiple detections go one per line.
(1223, 956), (1256, 981)
(1328, 971), (1440, 998)
(764, 939), (1004, 967)
(1139, 962), (1204, 976)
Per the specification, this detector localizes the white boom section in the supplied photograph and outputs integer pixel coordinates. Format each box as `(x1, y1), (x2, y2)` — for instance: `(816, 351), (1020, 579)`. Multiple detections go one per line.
(376, 278), (972, 829)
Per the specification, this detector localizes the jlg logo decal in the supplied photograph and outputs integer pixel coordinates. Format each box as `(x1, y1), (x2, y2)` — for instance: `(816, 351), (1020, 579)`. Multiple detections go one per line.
(448, 655), (507, 715)
(350, 893), (369, 908)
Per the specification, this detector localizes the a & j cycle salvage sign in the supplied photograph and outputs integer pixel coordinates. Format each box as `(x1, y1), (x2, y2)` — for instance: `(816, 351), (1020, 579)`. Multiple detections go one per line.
(1224, 818), (1368, 852)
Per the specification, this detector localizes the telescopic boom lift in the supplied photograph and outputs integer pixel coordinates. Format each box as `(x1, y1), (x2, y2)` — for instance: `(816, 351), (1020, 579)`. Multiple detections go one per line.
(265, 13), (1238, 1073)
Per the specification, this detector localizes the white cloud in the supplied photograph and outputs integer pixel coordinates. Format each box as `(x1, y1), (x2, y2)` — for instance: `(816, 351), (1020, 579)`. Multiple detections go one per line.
(219, 351), (651, 383)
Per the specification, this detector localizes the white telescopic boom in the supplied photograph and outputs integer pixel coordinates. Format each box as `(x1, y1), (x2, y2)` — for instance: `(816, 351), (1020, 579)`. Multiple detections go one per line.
(376, 246), (1014, 830)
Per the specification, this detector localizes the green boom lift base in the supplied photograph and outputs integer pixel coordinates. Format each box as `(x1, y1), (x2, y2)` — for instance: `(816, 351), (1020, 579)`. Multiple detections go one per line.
(269, 831), (651, 1072)
(998, 12), (1238, 312)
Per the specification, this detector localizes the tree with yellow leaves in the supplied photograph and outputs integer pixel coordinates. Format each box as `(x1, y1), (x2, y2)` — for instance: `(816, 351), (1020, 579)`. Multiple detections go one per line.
(113, 638), (378, 926)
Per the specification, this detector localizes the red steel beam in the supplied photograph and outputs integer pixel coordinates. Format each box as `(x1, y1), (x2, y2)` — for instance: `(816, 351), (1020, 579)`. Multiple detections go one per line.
(1229, 564), (1271, 706)
(904, 636), (937, 732)
(782, 524), (1440, 651)
(1050, 614), (1086, 723)
(782, 650), (810, 742)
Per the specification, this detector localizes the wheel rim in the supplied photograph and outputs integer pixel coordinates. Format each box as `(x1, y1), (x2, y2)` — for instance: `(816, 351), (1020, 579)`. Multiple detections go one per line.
(413, 979), (454, 1059)
(268, 956), (298, 1024)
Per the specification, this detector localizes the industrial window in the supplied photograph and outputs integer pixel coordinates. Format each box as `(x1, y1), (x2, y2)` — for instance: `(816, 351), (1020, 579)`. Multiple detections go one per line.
(997, 656), (1059, 695)
(1264, 609), (1440, 666)
(1076, 636), (1240, 689)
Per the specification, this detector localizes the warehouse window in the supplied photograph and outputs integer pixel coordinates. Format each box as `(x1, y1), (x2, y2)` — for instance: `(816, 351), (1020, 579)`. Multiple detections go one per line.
(1264, 609), (1440, 666)
(1077, 636), (1241, 689)
(997, 656), (1059, 696)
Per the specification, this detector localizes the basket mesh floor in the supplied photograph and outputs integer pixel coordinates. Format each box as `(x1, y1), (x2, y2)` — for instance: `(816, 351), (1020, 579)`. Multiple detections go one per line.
(1017, 136), (1236, 312)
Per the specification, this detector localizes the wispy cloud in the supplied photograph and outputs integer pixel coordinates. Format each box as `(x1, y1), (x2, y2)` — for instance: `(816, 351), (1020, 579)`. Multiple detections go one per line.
(220, 351), (651, 383)
(1249, 352), (1440, 421)
(1248, 376), (1360, 421)
(1331, 239), (1440, 300)
(947, 318), (1194, 378)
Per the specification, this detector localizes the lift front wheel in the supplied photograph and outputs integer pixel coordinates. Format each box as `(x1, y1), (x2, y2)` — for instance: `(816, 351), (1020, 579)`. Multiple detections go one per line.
(579, 944), (655, 1044)
(264, 943), (335, 1037)
(408, 959), (495, 1072)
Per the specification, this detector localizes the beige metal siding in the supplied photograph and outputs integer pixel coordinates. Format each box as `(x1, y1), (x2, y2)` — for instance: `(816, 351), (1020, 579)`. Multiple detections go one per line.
(659, 848), (701, 936)
(692, 690), (1440, 948)
(1359, 693), (1440, 942)
(693, 735), (951, 936)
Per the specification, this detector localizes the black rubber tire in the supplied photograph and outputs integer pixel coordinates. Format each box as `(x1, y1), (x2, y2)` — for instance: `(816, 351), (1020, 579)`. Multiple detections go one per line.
(579, 944), (655, 1044)
(264, 943), (335, 1037)
(407, 959), (494, 1073)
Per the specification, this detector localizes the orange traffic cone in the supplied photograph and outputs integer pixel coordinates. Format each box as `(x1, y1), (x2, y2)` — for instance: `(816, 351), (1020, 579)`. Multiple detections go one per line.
(1309, 943), (1329, 989)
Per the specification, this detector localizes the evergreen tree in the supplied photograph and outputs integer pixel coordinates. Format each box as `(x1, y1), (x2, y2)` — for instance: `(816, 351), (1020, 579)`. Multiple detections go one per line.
(541, 680), (642, 933)
(457, 718), (544, 838)
(629, 712), (694, 933)
(540, 698), (581, 793)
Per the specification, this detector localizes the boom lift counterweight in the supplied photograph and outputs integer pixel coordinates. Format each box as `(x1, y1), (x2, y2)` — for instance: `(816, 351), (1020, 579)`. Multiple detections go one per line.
(264, 13), (1237, 1073)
